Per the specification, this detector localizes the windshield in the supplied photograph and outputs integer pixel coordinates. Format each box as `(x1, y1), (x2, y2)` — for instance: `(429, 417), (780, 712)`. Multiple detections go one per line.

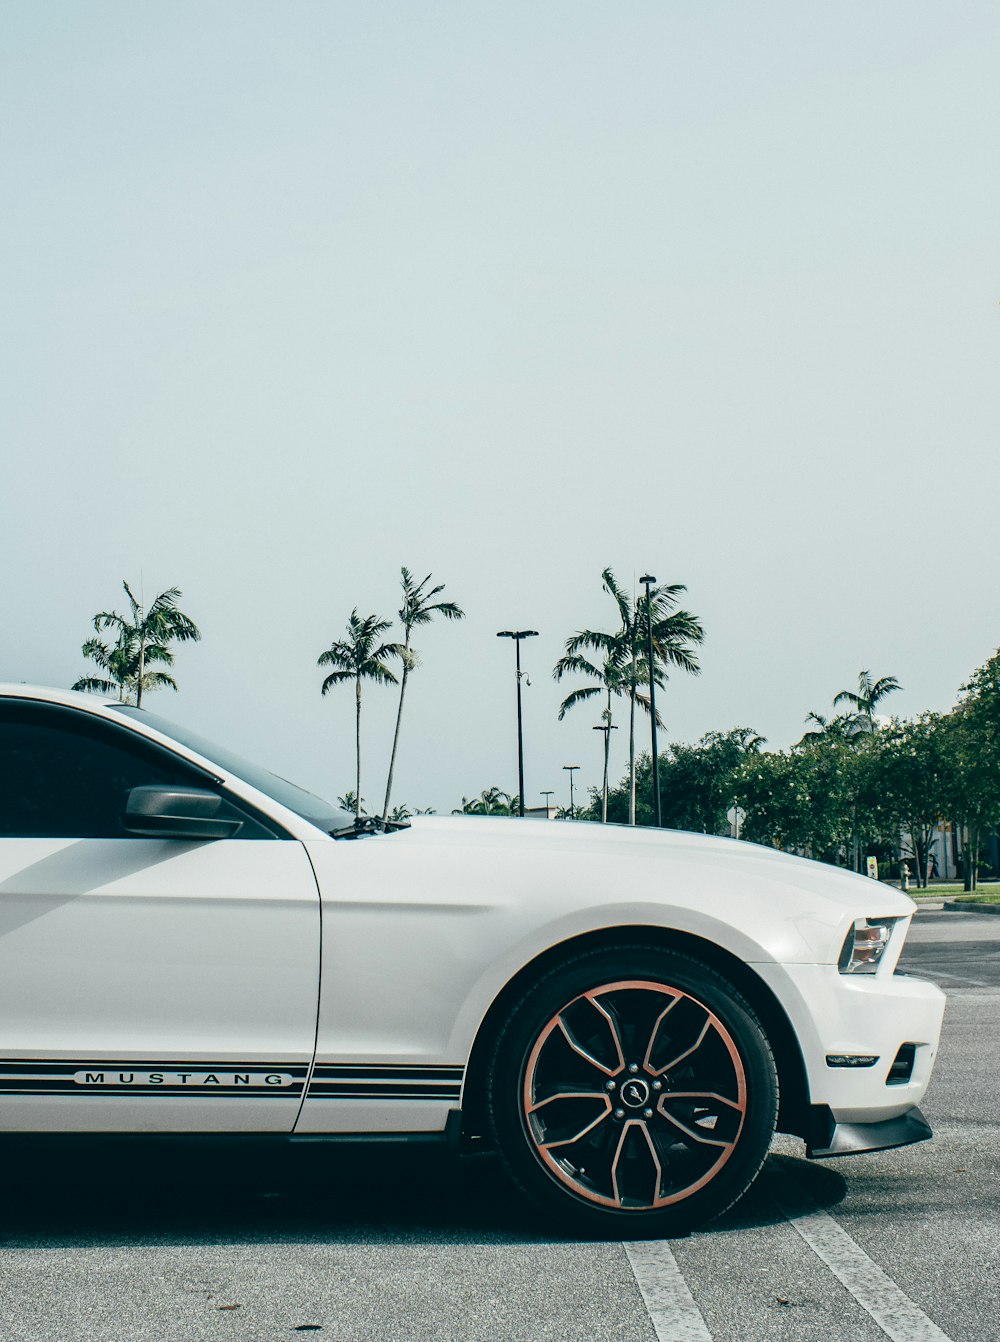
(109, 705), (350, 833)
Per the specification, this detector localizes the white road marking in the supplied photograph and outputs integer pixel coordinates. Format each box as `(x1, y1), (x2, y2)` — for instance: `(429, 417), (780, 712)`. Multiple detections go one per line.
(622, 1240), (713, 1342)
(772, 1187), (955, 1342)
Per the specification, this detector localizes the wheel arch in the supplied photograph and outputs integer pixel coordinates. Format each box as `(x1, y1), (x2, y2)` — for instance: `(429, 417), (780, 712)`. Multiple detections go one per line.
(460, 923), (810, 1146)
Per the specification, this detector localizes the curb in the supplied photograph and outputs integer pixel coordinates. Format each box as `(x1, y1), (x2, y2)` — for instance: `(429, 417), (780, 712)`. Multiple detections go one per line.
(943, 899), (1000, 916)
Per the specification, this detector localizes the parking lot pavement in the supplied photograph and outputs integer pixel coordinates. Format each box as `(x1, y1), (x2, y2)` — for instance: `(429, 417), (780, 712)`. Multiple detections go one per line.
(900, 905), (1000, 989)
(0, 909), (997, 1342)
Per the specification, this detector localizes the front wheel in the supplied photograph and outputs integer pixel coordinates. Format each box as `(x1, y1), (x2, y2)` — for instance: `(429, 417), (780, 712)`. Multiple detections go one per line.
(487, 945), (778, 1235)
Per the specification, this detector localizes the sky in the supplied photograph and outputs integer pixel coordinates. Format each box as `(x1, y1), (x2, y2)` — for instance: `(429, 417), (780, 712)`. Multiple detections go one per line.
(2, 1), (998, 816)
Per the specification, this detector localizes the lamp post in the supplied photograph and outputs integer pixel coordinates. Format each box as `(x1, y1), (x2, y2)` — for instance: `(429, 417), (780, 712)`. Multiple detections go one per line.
(540, 789), (555, 817)
(639, 574), (661, 828)
(497, 629), (538, 817)
(562, 764), (580, 818)
(592, 723), (618, 822)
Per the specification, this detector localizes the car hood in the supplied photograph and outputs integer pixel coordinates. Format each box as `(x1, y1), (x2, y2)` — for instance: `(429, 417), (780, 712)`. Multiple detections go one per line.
(362, 814), (916, 968)
(407, 814), (913, 912)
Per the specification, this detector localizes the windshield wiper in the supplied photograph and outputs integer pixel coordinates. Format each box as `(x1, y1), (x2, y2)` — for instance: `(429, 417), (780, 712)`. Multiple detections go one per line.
(331, 815), (411, 840)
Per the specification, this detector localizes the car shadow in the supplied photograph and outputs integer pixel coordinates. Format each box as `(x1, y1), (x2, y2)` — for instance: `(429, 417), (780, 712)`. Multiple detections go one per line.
(0, 1137), (849, 1249)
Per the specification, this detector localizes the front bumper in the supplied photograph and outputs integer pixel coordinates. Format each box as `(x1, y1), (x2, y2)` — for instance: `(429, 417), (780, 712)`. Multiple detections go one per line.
(754, 961), (946, 1128)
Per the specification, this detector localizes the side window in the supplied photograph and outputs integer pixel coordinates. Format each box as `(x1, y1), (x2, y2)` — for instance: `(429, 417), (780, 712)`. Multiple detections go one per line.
(0, 704), (203, 840)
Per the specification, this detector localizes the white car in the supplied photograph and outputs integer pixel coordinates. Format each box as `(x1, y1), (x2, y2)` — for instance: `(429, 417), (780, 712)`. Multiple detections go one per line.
(0, 685), (944, 1234)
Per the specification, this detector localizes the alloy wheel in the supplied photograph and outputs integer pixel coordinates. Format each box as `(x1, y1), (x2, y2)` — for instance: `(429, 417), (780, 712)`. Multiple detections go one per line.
(521, 979), (748, 1211)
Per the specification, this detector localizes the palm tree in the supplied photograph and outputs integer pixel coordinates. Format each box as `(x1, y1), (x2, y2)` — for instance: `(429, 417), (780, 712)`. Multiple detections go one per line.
(797, 710), (854, 746)
(74, 624), (135, 701)
(833, 670), (902, 735)
(452, 787), (516, 815)
(73, 582), (200, 706)
(553, 650), (625, 822)
(319, 611), (404, 821)
(381, 568), (464, 827)
(562, 569), (704, 825)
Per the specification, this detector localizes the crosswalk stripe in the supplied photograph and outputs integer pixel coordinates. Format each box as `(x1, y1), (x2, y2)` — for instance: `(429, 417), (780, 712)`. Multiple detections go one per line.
(622, 1240), (713, 1342)
(772, 1186), (955, 1342)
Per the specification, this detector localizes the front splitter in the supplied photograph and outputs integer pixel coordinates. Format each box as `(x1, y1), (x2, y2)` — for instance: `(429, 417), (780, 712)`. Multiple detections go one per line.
(806, 1104), (933, 1159)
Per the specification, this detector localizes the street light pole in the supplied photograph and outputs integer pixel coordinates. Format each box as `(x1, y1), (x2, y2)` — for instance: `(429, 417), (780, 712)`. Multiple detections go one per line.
(540, 789), (555, 817)
(562, 764), (580, 818)
(497, 629), (538, 817)
(639, 574), (661, 828)
(592, 723), (618, 822)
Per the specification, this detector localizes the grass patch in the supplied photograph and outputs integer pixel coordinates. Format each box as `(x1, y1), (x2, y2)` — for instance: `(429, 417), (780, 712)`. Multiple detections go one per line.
(885, 881), (1000, 898)
(948, 892), (1000, 904)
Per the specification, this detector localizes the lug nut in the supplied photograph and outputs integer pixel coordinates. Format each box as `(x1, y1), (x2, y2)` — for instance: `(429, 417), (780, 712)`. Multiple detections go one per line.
(628, 1063), (639, 1073)
(606, 1080), (616, 1090)
(614, 1108), (625, 1119)
(652, 1080), (662, 1091)
(643, 1107), (653, 1119)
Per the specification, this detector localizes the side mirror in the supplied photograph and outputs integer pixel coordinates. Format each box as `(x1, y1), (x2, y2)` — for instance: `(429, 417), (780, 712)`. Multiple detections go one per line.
(123, 785), (244, 840)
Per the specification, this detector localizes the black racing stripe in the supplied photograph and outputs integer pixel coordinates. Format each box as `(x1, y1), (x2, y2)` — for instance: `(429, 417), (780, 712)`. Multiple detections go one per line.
(305, 1091), (461, 1101)
(309, 1084), (460, 1095)
(308, 1078), (459, 1089)
(312, 1066), (463, 1081)
(0, 1080), (304, 1089)
(0, 1061), (310, 1075)
(0, 1089), (299, 1099)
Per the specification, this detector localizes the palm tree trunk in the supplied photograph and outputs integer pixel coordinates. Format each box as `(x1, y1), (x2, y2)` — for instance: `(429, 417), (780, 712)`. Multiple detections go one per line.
(382, 641), (411, 827)
(628, 687), (637, 825)
(136, 630), (145, 708)
(355, 677), (362, 820)
(601, 690), (611, 824)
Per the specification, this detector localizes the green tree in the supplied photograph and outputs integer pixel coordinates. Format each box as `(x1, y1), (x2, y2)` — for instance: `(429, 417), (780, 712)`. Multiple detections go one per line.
(871, 714), (951, 887)
(603, 728), (764, 832)
(319, 611), (404, 821)
(662, 728), (765, 834)
(381, 568), (464, 827)
(73, 582), (200, 706)
(946, 651), (1000, 890)
(736, 749), (815, 852)
(796, 671), (901, 867)
(736, 731), (870, 864)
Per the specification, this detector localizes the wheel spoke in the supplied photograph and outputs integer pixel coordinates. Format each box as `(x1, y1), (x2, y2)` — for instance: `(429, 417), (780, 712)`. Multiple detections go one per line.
(650, 1016), (711, 1076)
(555, 995), (625, 1077)
(610, 1119), (662, 1208)
(528, 1091), (613, 1149)
(640, 998), (681, 1073)
(657, 1090), (745, 1148)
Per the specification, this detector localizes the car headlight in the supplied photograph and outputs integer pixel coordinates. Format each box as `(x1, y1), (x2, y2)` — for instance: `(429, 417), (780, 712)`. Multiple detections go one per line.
(838, 918), (899, 975)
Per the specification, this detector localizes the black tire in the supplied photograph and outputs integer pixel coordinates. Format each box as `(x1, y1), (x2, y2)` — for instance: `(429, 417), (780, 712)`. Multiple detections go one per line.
(487, 943), (778, 1236)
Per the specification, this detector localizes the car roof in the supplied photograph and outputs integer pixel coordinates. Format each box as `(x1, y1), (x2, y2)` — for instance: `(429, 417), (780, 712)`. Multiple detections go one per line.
(0, 683), (122, 711)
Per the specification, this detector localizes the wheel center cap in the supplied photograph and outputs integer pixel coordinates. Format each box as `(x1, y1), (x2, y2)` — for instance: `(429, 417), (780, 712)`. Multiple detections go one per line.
(620, 1078), (650, 1109)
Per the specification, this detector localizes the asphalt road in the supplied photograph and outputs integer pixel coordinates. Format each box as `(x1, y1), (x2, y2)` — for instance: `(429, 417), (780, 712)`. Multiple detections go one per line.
(1, 908), (998, 1342)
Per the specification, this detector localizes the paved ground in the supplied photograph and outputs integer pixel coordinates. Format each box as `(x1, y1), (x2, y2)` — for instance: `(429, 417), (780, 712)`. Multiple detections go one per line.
(1, 908), (998, 1342)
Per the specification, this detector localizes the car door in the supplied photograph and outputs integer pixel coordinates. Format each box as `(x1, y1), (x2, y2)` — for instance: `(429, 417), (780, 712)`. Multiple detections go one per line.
(0, 698), (320, 1133)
